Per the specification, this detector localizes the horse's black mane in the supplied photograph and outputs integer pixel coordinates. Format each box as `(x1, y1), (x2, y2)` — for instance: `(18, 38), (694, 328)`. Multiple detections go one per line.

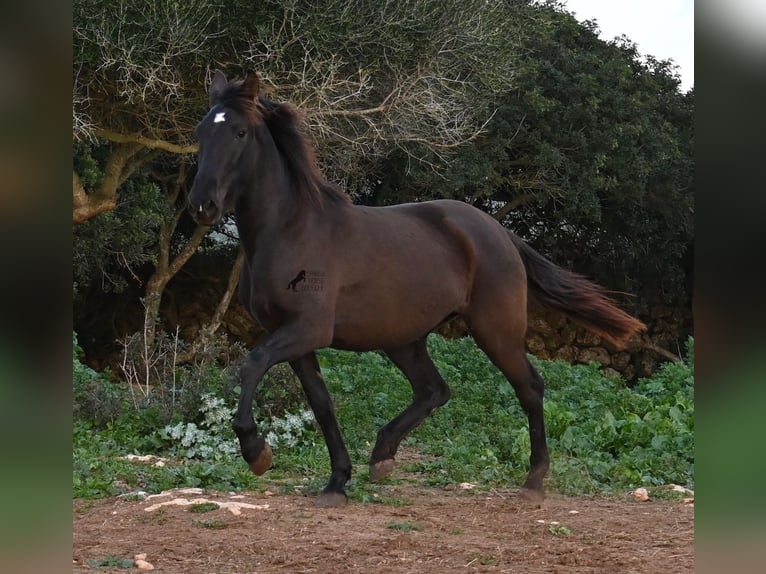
(219, 79), (351, 207)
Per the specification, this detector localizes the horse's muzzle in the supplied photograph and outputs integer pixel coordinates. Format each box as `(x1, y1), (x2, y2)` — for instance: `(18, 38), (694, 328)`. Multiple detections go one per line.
(188, 198), (220, 226)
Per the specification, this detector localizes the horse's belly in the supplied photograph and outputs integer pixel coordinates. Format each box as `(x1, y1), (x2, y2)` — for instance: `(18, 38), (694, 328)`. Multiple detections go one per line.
(331, 282), (464, 350)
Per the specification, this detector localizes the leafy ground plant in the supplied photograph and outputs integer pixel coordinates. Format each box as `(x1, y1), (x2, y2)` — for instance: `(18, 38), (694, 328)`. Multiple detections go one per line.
(73, 335), (693, 499)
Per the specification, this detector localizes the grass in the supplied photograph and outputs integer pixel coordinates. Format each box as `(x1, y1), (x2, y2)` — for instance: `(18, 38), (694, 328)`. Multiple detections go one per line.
(189, 502), (219, 513)
(387, 521), (423, 532)
(548, 524), (573, 536)
(73, 335), (694, 500)
(193, 518), (228, 529)
(87, 555), (134, 569)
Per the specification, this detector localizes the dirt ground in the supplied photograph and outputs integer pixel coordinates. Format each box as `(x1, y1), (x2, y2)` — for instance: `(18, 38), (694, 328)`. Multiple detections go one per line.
(73, 483), (694, 573)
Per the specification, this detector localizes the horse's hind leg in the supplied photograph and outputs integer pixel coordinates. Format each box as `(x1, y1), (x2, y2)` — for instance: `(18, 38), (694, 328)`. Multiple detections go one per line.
(290, 352), (352, 507)
(469, 316), (550, 500)
(369, 337), (451, 482)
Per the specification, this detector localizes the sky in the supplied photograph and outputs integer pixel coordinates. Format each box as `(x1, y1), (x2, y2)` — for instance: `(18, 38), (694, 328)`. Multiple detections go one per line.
(562, 0), (694, 91)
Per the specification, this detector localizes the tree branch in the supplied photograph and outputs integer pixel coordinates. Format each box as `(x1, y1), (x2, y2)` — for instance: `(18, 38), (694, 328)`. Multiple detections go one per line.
(177, 248), (245, 363)
(640, 337), (682, 363)
(94, 128), (198, 155)
(168, 224), (210, 278)
(73, 142), (143, 224)
(492, 193), (540, 221)
(201, 248), (245, 337)
(72, 170), (87, 212)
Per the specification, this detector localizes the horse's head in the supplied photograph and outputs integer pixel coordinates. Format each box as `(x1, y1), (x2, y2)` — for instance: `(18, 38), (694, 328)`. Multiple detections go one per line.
(188, 70), (262, 226)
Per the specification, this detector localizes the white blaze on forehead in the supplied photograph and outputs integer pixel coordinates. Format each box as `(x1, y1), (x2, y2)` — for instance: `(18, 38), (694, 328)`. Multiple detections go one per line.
(213, 112), (226, 123)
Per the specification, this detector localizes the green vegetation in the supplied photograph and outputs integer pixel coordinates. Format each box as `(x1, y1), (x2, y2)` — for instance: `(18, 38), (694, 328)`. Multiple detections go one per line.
(548, 524), (572, 536)
(193, 518), (228, 529)
(87, 556), (134, 569)
(73, 335), (693, 500)
(387, 522), (423, 532)
(188, 502), (219, 513)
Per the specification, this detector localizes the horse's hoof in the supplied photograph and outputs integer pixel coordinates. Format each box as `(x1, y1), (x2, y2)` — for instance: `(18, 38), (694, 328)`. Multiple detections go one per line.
(248, 442), (273, 476)
(316, 491), (348, 508)
(369, 459), (396, 482)
(519, 486), (545, 504)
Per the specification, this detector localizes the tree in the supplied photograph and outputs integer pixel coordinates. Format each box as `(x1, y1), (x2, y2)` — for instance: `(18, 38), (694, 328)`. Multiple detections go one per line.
(369, 2), (693, 308)
(73, 0), (526, 222)
(73, 0), (694, 367)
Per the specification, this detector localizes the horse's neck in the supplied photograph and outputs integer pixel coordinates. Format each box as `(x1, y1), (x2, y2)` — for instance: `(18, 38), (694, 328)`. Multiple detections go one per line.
(234, 137), (308, 260)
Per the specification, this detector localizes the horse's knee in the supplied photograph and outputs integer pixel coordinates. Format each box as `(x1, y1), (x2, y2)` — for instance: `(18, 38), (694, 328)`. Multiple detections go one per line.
(418, 380), (451, 410)
(232, 417), (255, 436)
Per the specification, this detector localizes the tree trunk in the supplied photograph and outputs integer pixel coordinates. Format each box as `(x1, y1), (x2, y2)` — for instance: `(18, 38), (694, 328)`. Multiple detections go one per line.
(135, 162), (203, 350)
(142, 217), (209, 352)
(177, 248), (246, 363)
(73, 142), (143, 224)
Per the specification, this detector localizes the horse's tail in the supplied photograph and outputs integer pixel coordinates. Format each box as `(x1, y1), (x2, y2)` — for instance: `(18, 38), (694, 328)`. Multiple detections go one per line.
(508, 231), (646, 348)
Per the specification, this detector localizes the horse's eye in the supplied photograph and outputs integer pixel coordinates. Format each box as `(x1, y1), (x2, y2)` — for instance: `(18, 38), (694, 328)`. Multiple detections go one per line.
(237, 129), (247, 139)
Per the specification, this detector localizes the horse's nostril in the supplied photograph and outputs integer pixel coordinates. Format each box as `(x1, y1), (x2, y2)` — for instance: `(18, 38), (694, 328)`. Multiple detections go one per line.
(190, 199), (216, 216)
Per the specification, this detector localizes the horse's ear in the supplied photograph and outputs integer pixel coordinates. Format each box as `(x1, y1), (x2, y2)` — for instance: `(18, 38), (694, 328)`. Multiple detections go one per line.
(209, 69), (227, 106)
(241, 70), (261, 101)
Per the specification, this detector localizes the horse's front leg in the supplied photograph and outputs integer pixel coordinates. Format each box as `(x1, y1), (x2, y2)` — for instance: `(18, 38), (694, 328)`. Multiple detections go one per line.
(232, 324), (330, 476)
(290, 352), (351, 507)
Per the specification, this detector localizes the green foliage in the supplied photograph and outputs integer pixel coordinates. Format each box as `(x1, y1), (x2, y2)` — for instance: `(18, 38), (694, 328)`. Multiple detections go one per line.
(189, 502), (219, 513)
(371, 2), (693, 308)
(532, 338), (694, 493)
(73, 329), (240, 432)
(387, 521), (423, 532)
(73, 142), (171, 294)
(160, 393), (240, 460)
(87, 555), (134, 569)
(73, 334), (693, 499)
(73, 332), (128, 427)
(548, 524), (572, 536)
(193, 518), (227, 529)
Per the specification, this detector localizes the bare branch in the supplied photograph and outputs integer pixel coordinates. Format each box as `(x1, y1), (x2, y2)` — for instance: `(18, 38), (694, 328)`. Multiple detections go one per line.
(94, 128), (198, 155)
(177, 248), (245, 363)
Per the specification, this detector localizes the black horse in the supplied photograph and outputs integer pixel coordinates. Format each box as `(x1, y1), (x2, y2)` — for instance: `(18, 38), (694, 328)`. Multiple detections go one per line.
(187, 71), (645, 507)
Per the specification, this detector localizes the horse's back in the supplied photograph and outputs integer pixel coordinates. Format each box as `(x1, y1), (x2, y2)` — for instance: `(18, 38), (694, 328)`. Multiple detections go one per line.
(391, 199), (523, 276)
(327, 199), (525, 349)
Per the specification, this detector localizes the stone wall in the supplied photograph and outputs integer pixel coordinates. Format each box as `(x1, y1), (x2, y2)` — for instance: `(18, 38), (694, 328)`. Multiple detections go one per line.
(439, 304), (692, 381)
(171, 279), (690, 382)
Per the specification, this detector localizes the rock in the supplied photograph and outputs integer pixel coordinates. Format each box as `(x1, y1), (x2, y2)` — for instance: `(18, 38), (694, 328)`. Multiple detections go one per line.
(554, 345), (576, 363)
(632, 488), (650, 501)
(602, 367), (621, 380)
(560, 324), (577, 344)
(528, 317), (554, 337)
(576, 330), (602, 346)
(134, 555), (154, 570)
(576, 347), (611, 366)
(611, 351), (631, 371)
(543, 334), (562, 349)
(545, 310), (567, 329)
(526, 335), (546, 353)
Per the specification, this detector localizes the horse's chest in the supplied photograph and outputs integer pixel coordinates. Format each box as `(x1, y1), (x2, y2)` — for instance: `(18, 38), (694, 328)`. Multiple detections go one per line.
(238, 266), (290, 332)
